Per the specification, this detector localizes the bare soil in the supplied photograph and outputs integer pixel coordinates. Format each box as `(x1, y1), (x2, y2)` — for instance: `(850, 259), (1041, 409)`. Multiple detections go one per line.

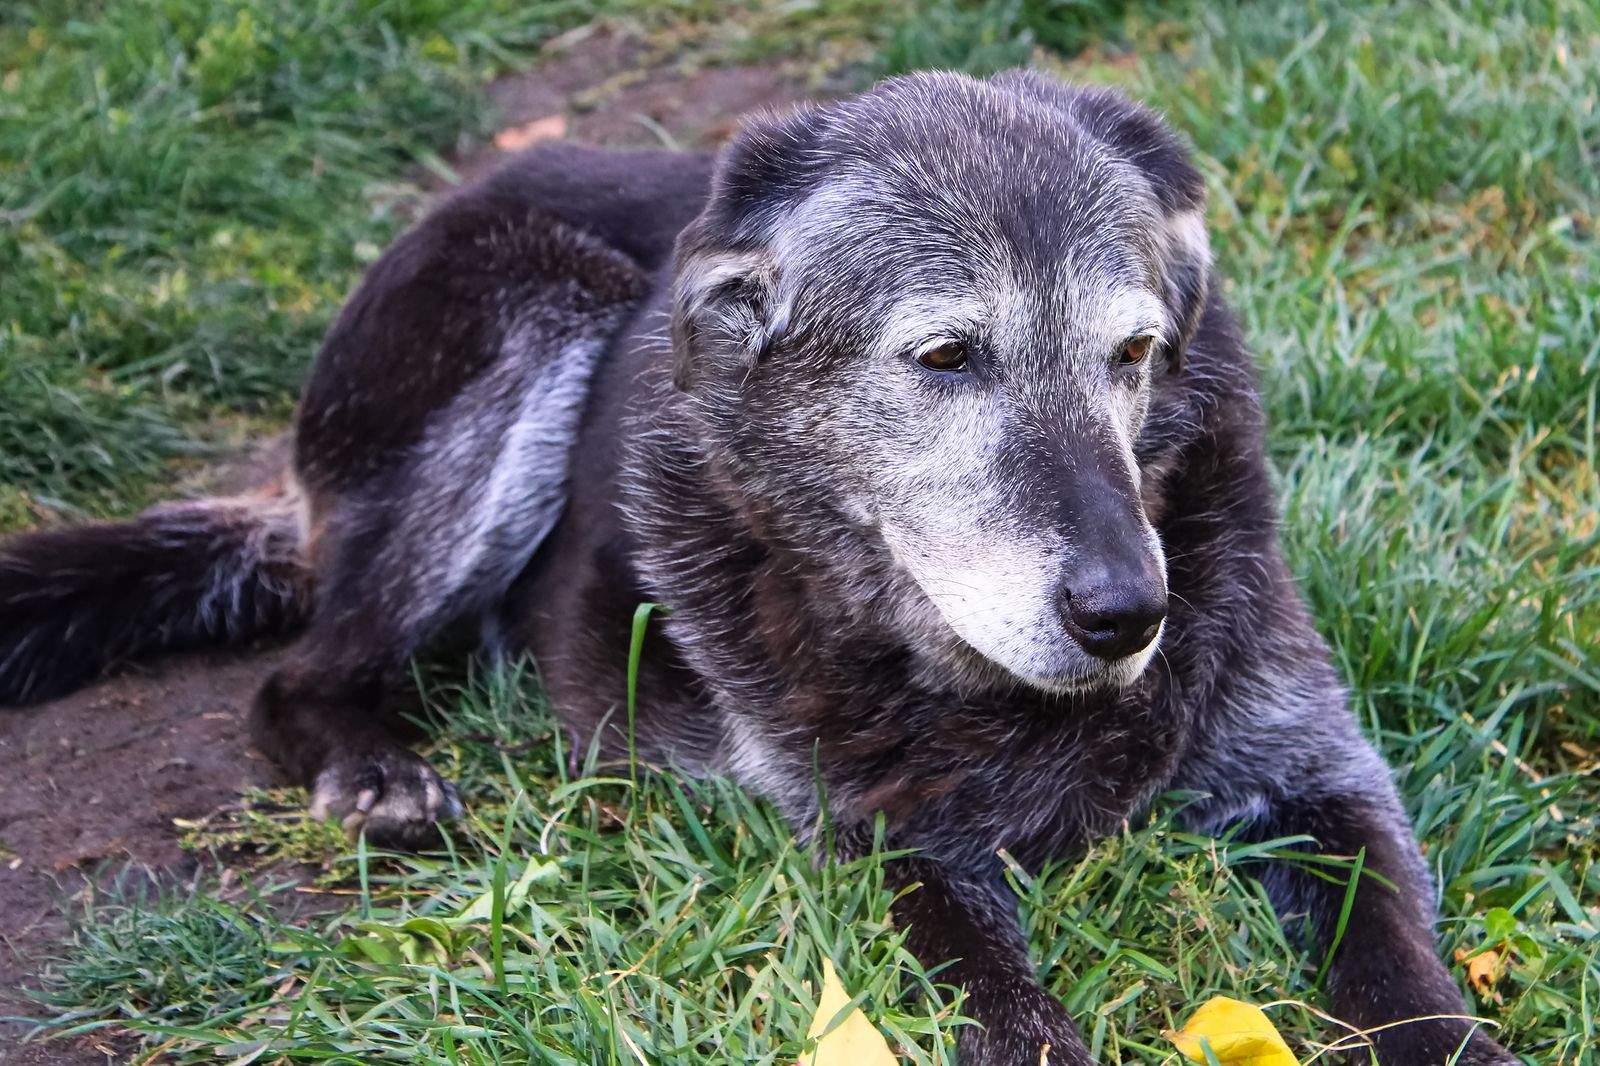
(0, 25), (815, 1063)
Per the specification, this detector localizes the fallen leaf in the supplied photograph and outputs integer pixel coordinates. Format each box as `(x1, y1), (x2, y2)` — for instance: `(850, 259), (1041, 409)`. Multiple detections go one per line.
(799, 958), (898, 1066)
(494, 114), (567, 151)
(453, 858), (558, 924)
(1166, 996), (1299, 1066)
(1455, 947), (1505, 997)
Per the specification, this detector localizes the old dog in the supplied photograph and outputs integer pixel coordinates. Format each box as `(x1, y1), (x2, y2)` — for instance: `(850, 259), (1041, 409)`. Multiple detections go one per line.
(0, 71), (1513, 1064)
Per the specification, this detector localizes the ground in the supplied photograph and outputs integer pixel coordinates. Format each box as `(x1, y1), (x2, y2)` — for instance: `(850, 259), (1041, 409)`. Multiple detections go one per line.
(0, 1), (1596, 1064)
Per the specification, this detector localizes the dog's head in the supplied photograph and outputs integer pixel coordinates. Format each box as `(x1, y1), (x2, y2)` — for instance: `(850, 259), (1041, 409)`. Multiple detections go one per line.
(670, 71), (1211, 693)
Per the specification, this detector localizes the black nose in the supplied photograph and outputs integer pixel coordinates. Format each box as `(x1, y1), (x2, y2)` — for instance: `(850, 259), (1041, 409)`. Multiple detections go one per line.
(1059, 568), (1167, 660)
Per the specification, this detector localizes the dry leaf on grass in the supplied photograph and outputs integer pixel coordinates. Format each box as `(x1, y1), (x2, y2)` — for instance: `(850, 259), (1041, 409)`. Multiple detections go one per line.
(1166, 996), (1299, 1066)
(799, 958), (898, 1066)
(1455, 946), (1506, 998)
(494, 114), (567, 151)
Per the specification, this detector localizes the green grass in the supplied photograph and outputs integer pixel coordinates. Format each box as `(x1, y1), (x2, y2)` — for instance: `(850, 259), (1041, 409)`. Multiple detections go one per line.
(7, 0), (1600, 1062)
(0, 0), (595, 526)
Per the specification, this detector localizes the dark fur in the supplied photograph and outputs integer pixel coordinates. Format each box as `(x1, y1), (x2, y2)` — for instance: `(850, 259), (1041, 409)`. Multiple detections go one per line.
(0, 492), (304, 703)
(0, 77), (1511, 1063)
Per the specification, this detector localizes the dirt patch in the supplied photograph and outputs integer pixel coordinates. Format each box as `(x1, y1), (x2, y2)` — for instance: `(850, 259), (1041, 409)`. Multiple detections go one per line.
(0, 29), (818, 1062)
(0, 647), (288, 1062)
(451, 24), (819, 182)
(0, 441), (296, 1061)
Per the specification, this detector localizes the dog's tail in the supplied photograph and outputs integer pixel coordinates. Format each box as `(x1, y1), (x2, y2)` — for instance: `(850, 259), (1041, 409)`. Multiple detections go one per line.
(0, 484), (311, 705)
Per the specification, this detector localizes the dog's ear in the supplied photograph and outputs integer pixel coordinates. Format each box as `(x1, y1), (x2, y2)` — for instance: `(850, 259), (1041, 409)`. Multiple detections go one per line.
(991, 72), (1212, 372)
(669, 249), (783, 394)
(1064, 84), (1212, 373)
(671, 105), (830, 392)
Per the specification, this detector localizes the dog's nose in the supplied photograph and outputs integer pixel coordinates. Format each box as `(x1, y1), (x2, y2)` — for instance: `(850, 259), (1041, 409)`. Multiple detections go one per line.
(1059, 569), (1167, 660)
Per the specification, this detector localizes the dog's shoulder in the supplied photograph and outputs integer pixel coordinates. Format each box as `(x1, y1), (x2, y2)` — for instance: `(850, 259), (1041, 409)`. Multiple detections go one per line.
(295, 146), (708, 492)
(475, 143), (716, 271)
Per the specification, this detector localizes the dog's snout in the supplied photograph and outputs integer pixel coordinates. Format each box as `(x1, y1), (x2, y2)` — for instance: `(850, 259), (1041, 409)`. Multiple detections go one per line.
(1058, 566), (1167, 660)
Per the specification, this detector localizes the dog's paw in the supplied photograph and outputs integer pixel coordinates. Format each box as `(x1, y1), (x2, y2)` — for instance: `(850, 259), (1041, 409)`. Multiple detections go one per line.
(310, 746), (464, 849)
(960, 987), (1093, 1066)
(1438, 1033), (1518, 1066)
(1458, 1048), (1519, 1066)
(1368, 1027), (1518, 1066)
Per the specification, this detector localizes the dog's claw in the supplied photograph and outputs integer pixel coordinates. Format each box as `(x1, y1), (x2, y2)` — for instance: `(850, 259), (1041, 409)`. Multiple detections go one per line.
(441, 780), (464, 820)
(310, 746), (463, 849)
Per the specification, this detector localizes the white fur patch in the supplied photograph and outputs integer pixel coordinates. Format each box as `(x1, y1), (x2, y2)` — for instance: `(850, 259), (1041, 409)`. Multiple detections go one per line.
(387, 333), (606, 629)
(1163, 208), (1212, 271)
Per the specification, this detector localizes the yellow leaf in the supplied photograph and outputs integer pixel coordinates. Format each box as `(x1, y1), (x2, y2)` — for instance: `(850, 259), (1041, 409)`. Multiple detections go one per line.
(798, 958), (898, 1066)
(1166, 996), (1299, 1066)
(1456, 947), (1505, 996)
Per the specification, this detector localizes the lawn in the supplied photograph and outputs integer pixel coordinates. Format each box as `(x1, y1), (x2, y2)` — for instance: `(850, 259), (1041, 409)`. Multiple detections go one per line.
(4, 0), (1598, 1062)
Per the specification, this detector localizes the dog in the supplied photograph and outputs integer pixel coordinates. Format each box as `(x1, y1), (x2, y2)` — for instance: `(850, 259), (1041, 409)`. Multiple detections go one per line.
(0, 71), (1514, 1065)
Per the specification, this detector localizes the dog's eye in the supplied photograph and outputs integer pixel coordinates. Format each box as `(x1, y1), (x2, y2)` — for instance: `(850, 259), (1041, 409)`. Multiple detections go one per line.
(1117, 335), (1154, 367)
(918, 342), (969, 372)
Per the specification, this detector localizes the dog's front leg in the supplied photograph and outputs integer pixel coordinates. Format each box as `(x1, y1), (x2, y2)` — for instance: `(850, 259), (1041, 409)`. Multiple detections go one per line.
(249, 494), (480, 849)
(1244, 786), (1517, 1065)
(884, 856), (1091, 1066)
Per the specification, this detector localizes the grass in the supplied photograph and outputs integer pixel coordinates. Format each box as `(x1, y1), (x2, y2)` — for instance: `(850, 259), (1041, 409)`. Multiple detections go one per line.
(5, 0), (1598, 1062)
(0, 0), (595, 526)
